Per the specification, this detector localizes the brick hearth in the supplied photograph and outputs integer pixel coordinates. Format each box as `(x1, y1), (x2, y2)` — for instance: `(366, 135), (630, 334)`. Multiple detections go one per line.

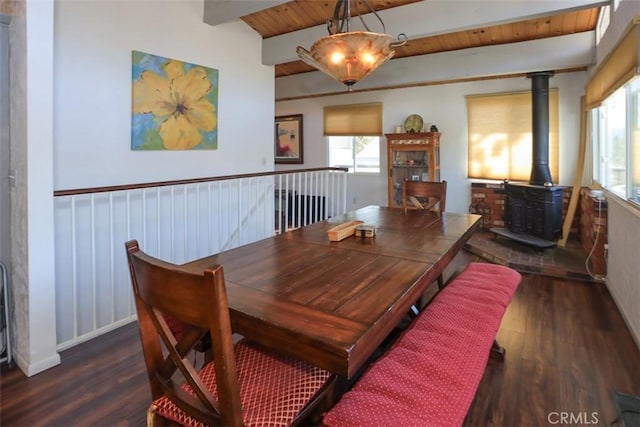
(467, 183), (607, 281)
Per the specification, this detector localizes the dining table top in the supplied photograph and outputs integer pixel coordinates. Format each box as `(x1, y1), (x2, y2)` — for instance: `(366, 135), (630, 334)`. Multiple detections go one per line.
(183, 205), (481, 378)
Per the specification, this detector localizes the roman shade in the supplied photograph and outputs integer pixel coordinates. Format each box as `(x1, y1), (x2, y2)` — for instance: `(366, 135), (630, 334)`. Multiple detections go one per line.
(323, 102), (383, 136)
(467, 90), (559, 182)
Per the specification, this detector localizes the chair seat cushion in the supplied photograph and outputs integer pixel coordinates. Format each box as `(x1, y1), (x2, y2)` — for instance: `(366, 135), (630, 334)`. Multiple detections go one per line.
(151, 339), (331, 427)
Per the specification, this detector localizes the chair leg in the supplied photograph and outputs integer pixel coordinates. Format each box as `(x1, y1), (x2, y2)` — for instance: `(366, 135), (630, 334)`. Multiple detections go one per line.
(147, 405), (181, 427)
(292, 375), (338, 426)
(437, 274), (444, 290)
(147, 405), (159, 427)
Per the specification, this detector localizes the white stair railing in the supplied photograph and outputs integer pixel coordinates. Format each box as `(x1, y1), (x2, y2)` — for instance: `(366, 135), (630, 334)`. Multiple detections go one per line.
(53, 168), (347, 350)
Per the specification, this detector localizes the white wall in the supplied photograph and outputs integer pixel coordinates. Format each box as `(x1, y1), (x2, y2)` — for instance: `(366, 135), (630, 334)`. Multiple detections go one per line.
(276, 72), (586, 214)
(606, 197), (640, 347)
(53, 0), (275, 190)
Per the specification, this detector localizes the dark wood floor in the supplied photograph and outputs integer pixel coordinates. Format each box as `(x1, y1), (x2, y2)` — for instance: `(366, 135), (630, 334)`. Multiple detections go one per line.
(1, 257), (639, 426)
(466, 274), (639, 426)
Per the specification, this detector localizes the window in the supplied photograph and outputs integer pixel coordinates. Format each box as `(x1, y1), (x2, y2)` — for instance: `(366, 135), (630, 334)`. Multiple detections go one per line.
(329, 136), (380, 173)
(324, 102), (382, 174)
(596, 5), (610, 45)
(466, 90), (559, 181)
(589, 18), (639, 206)
(592, 77), (640, 204)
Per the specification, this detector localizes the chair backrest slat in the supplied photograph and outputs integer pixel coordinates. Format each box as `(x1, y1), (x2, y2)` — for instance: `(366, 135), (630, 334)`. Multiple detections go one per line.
(402, 180), (447, 214)
(125, 240), (244, 426)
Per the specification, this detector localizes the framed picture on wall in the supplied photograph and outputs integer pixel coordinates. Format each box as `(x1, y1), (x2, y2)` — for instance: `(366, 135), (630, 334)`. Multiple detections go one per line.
(275, 114), (303, 164)
(131, 50), (219, 150)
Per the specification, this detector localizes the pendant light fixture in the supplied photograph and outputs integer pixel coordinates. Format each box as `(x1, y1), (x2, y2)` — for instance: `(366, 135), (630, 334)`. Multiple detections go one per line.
(296, 0), (407, 91)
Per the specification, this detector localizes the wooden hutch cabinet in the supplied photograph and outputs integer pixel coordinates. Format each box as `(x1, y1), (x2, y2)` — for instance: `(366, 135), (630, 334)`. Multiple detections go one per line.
(386, 132), (441, 208)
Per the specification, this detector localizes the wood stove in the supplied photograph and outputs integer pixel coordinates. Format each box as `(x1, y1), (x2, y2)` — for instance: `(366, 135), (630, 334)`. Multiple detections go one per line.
(504, 183), (563, 241)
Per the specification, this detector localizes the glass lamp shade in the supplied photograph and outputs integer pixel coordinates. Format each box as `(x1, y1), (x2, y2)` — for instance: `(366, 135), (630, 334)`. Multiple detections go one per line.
(296, 31), (396, 88)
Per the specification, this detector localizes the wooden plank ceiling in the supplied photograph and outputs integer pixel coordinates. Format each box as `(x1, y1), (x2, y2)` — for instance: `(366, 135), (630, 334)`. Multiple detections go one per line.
(240, 0), (600, 78)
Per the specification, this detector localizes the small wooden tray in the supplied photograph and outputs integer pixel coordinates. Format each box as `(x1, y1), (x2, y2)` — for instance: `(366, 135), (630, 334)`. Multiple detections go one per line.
(327, 220), (364, 241)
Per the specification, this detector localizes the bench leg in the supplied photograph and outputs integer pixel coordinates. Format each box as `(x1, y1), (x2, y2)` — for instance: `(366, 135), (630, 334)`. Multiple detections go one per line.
(408, 304), (420, 318)
(408, 274), (445, 318)
(490, 339), (506, 362)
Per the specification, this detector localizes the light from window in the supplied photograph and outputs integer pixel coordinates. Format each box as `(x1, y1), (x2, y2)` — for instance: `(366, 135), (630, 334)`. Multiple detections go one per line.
(599, 87), (626, 195)
(596, 5), (610, 45)
(593, 76), (640, 205)
(329, 136), (380, 173)
(466, 90), (559, 181)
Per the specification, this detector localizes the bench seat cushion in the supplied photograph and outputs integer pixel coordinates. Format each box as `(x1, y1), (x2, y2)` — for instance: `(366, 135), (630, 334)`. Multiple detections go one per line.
(323, 262), (521, 427)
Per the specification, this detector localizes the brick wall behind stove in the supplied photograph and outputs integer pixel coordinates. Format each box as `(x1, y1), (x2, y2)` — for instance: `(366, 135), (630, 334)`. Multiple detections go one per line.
(579, 188), (607, 276)
(469, 183), (578, 236)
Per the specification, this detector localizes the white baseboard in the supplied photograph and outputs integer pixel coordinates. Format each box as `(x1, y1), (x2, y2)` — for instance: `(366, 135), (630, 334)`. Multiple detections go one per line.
(56, 316), (137, 352)
(13, 350), (61, 377)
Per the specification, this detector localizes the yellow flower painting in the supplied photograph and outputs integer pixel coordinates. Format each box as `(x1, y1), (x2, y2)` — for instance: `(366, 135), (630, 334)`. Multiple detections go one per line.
(132, 51), (218, 150)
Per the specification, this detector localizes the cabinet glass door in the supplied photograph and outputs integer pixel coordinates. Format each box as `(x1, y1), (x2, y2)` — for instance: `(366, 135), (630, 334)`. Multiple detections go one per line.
(391, 149), (430, 206)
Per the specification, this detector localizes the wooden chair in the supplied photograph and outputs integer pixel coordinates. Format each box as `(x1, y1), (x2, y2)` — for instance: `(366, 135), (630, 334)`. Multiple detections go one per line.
(402, 179), (447, 215)
(125, 240), (335, 427)
(402, 180), (448, 294)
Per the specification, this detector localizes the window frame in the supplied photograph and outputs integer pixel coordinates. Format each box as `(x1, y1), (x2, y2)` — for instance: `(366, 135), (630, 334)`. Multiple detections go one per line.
(592, 76), (640, 207)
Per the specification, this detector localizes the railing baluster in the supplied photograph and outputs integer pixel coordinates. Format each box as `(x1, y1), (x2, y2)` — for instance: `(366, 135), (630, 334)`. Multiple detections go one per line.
(109, 192), (115, 324)
(276, 177), (279, 234)
(70, 197), (78, 342)
(218, 181), (223, 252)
(207, 182), (212, 256)
(170, 187), (175, 262)
(90, 195), (97, 331)
(297, 174), (302, 228)
(140, 189), (145, 249)
(284, 175), (289, 232)
(238, 180), (242, 246)
(342, 171), (347, 213)
(196, 184), (201, 258)
(183, 185), (187, 263)
(254, 178), (259, 239)
(126, 190), (132, 315)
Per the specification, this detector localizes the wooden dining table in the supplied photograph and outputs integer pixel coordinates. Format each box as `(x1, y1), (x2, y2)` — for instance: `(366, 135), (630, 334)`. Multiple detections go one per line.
(183, 205), (481, 379)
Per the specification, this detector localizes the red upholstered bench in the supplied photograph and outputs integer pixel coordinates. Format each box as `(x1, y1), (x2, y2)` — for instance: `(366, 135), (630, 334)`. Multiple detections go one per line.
(323, 262), (522, 427)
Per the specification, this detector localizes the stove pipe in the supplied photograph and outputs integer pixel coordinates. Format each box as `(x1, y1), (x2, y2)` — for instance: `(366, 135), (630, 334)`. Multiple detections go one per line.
(527, 71), (554, 186)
